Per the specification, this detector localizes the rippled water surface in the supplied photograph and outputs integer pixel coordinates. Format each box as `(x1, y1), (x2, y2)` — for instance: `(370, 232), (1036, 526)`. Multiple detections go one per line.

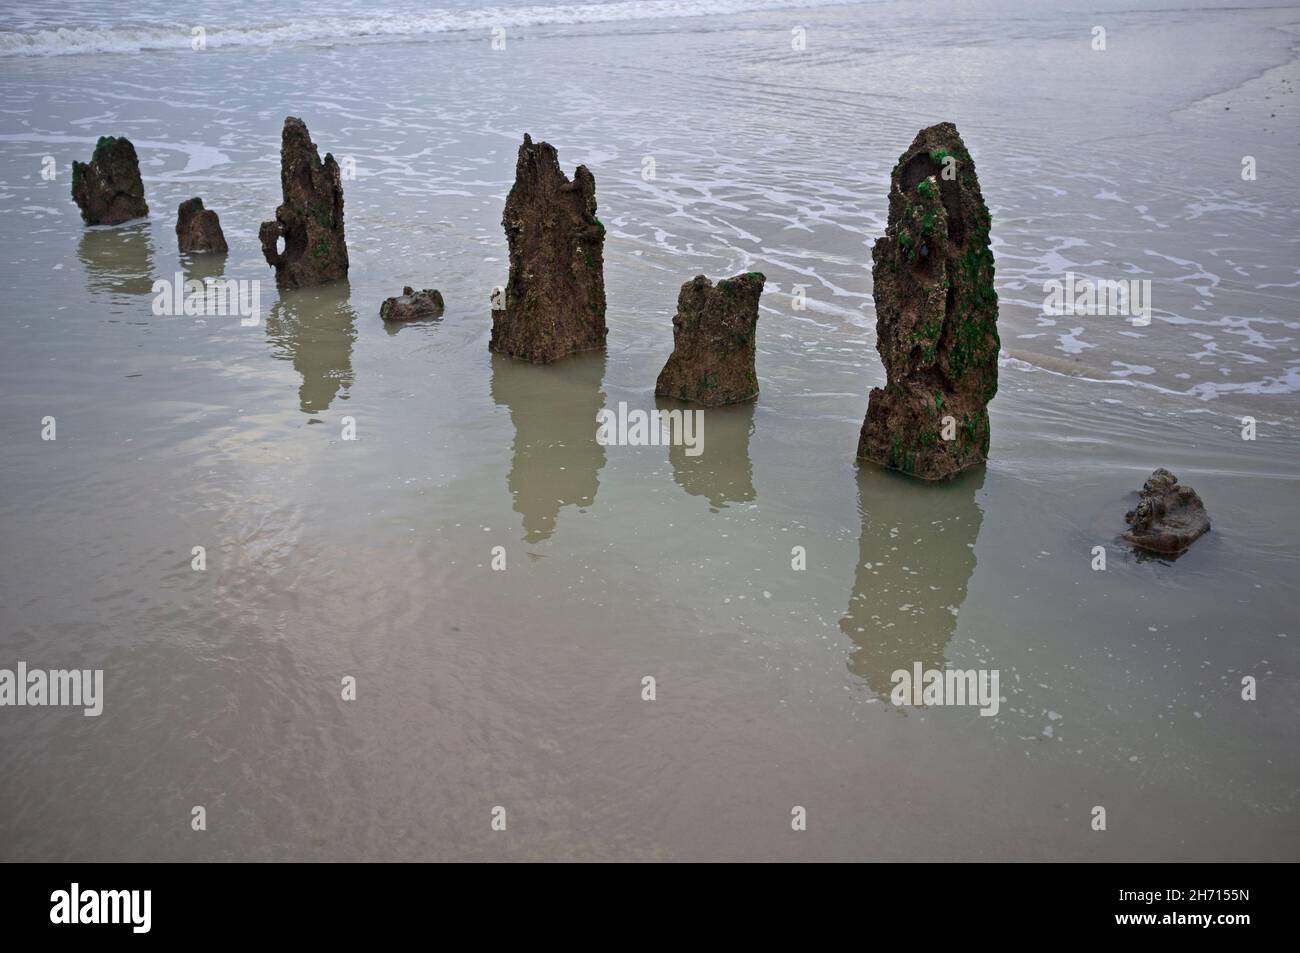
(0, 0), (1297, 860)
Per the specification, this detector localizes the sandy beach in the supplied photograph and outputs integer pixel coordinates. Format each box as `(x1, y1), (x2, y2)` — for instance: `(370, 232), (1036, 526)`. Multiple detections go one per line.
(0, 0), (1296, 861)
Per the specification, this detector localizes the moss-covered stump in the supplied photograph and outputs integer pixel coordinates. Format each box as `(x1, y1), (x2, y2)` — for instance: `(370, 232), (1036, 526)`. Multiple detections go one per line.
(655, 272), (764, 406)
(489, 134), (606, 364)
(71, 136), (148, 225)
(258, 117), (348, 289)
(175, 197), (228, 254)
(857, 122), (999, 480)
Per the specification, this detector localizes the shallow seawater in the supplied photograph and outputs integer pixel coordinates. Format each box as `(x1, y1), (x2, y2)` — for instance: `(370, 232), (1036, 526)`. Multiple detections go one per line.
(0, 0), (1297, 860)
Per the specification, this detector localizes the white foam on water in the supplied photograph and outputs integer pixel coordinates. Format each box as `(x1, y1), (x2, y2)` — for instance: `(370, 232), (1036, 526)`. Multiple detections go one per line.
(0, 0), (869, 57)
(0, 132), (229, 176)
(1002, 352), (1300, 402)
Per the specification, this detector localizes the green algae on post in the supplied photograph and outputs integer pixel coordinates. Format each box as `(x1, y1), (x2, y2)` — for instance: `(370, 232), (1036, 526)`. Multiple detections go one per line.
(858, 122), (1000, 480)
(258, 117), (349, 289)
(655, 272), (765, 406)
(70, 135), (148, 225)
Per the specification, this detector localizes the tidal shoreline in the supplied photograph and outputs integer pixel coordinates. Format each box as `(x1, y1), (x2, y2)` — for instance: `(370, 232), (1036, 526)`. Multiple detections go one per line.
(0, 0), (1296, 861)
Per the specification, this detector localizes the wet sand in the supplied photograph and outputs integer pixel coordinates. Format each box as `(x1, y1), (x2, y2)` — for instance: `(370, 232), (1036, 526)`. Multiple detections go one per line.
(0, 0), (1297, 860)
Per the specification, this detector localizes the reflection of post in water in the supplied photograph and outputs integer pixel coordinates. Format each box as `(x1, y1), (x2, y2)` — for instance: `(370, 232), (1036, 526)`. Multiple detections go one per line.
(77, 222), (155, 296)
(658, 397), (755, 511)
(264, 283), (357, 415)
(840, 466), (985, 699)
(490, 351), (607, 544)
(180, 249), (230, 287)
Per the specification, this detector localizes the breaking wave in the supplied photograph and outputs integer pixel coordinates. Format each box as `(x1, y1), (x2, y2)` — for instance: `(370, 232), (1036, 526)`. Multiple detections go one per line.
(0, 0), (863, 57)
